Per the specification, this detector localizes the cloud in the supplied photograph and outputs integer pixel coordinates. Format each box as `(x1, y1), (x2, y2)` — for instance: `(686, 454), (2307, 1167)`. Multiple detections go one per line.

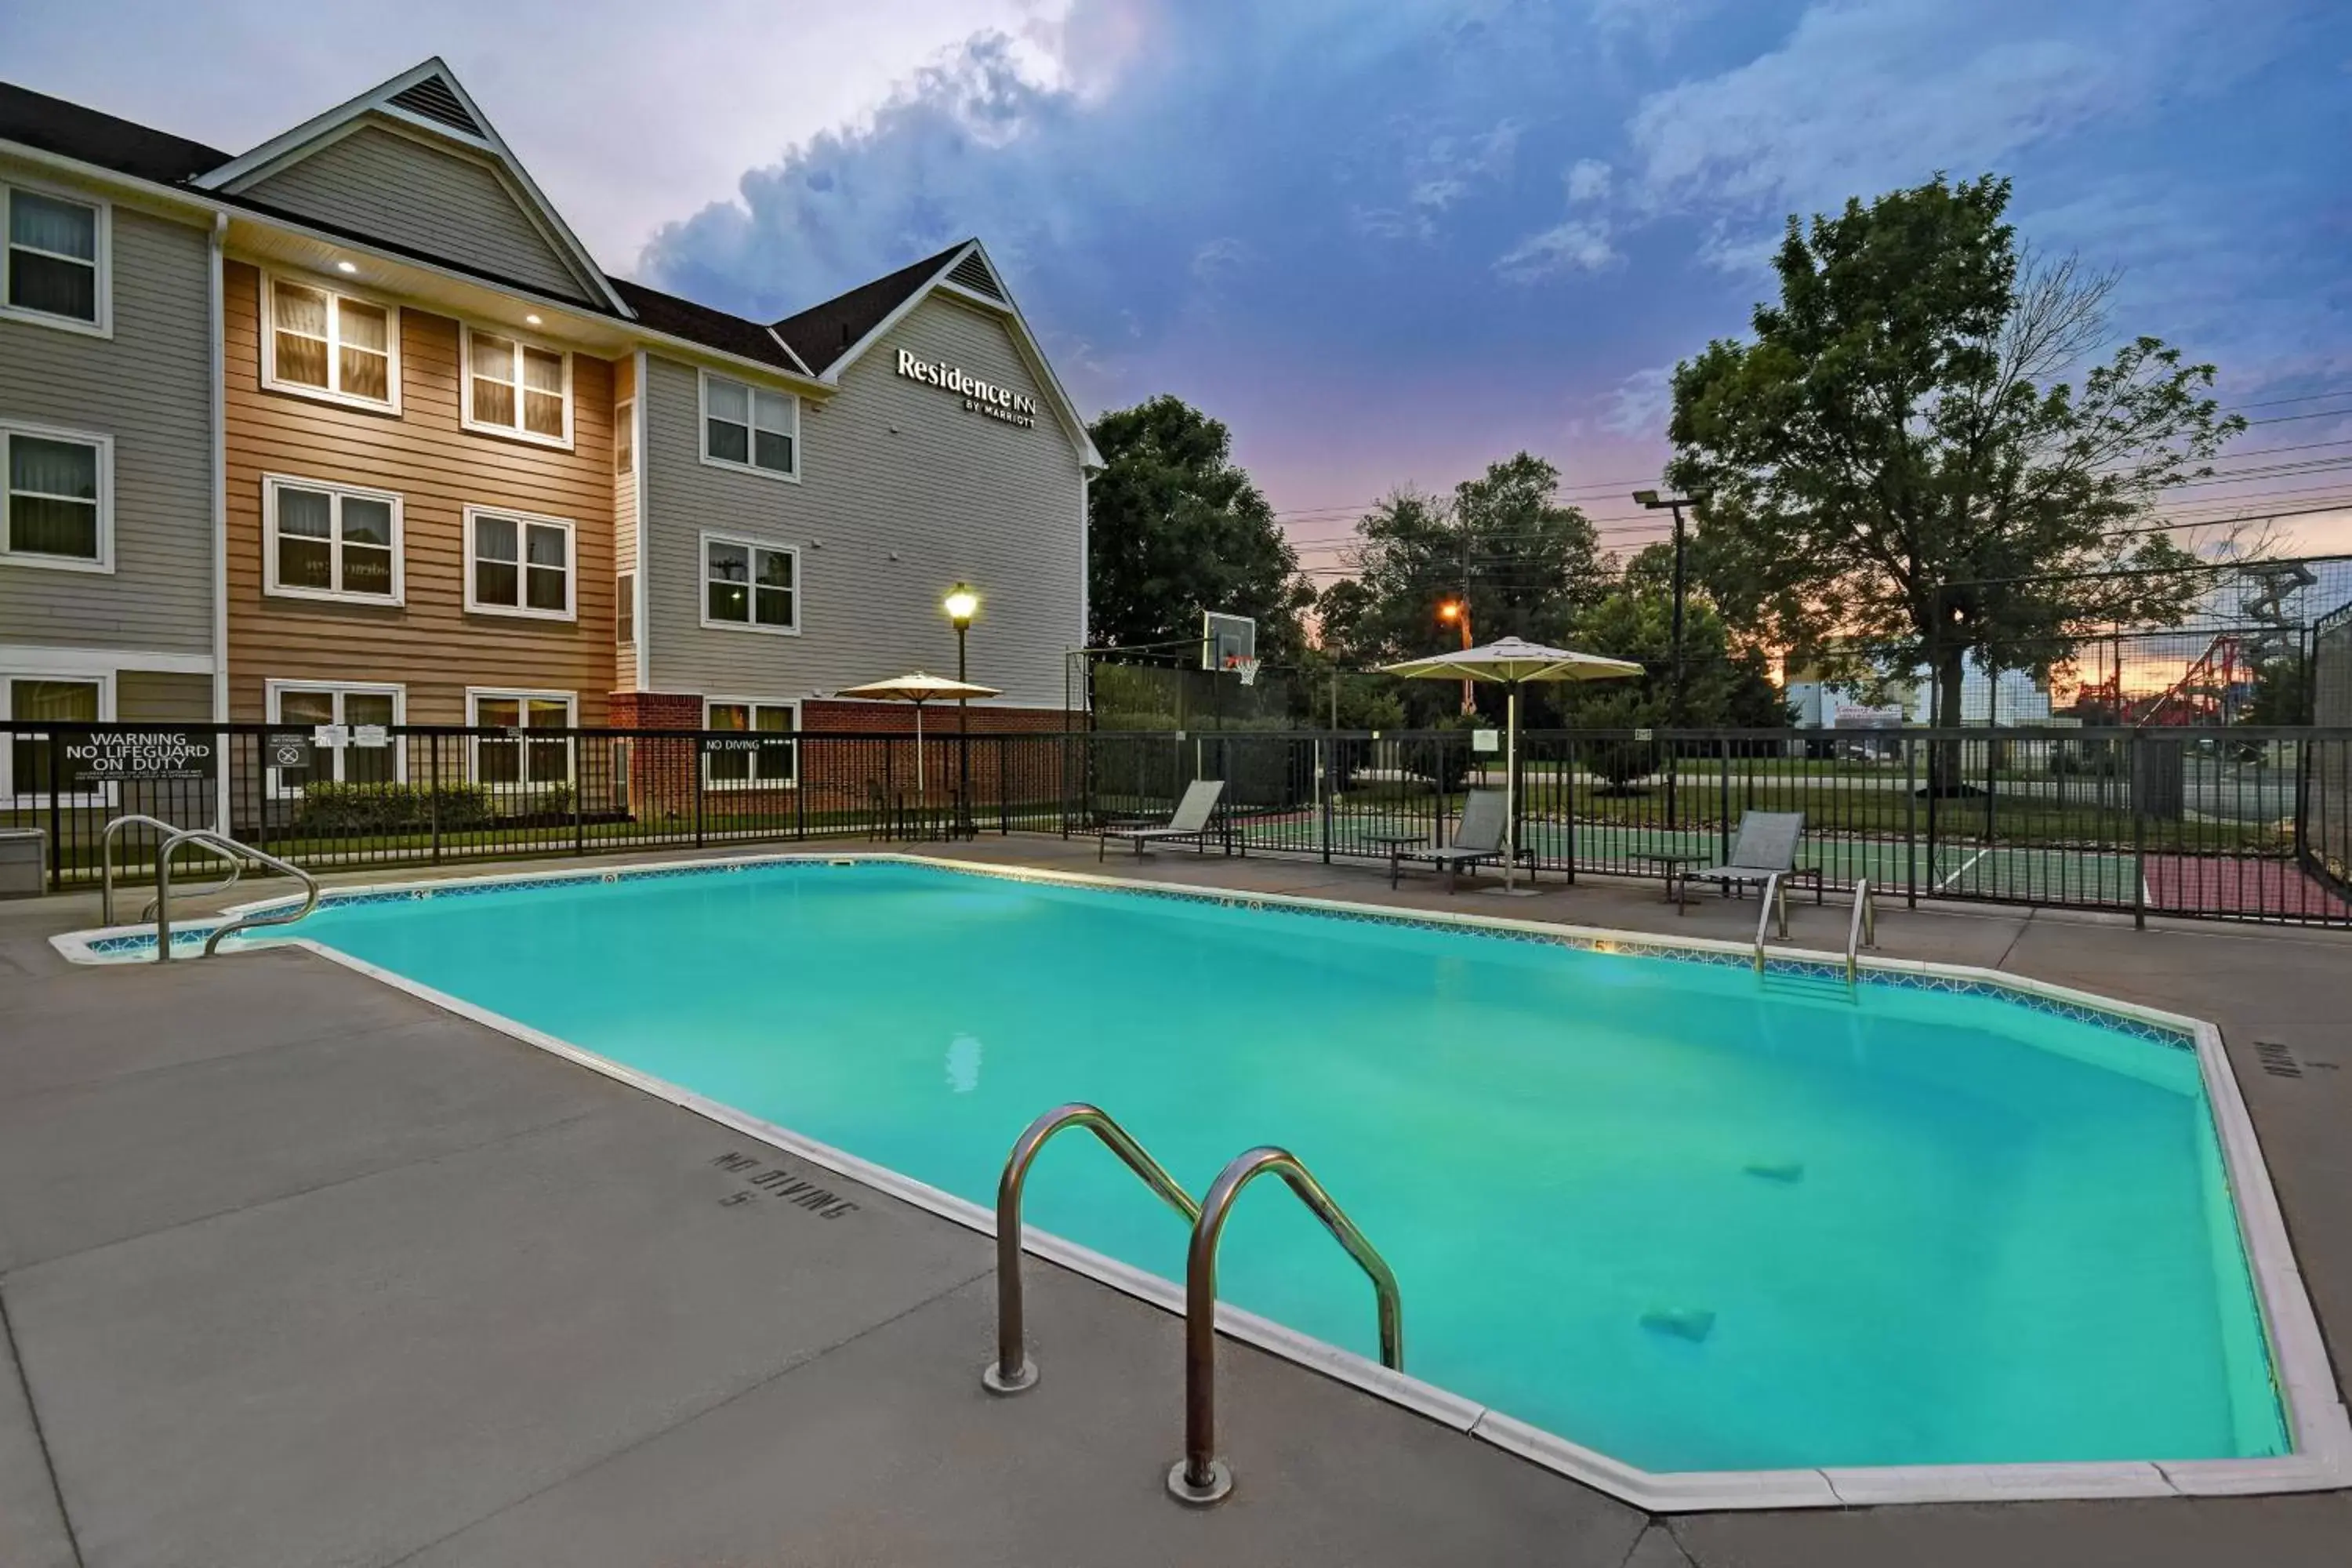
(1495, 219), (1620, 281)
(1600, 366), (1675, 437)
(1565, 158), (1612, 204)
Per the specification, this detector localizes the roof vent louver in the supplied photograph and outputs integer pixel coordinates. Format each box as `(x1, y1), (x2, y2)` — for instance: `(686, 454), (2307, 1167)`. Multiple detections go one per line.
(945, 252), (1004, 301)
(387, 77), (484, 138)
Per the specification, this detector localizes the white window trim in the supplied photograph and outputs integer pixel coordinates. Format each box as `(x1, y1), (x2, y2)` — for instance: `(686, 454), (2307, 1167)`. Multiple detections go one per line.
(616, 569), (636, 647)
(698, 529), (802, 637)
(697, 368), (801, 483)
(613, 397), (635, 476)
(262, 678), (408, 800)
(259, 267), (403, 414)
(0, 420), (114, 574)
(0, 179), (111, 338)
(463, 506), (577, 622)
(463, 686), (578, 788)
(701, 695), (800, 791)
(0, 662), (115, 803)
(260, 474), (405, 605)
(459, 323), (575, 450)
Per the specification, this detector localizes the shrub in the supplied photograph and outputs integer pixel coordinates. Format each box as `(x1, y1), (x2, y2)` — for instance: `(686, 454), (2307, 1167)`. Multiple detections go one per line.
(292, 781), (493, 835)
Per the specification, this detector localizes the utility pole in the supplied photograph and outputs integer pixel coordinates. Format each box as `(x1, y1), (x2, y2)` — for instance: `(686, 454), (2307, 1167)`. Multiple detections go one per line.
(1632, 490), (1694, 724)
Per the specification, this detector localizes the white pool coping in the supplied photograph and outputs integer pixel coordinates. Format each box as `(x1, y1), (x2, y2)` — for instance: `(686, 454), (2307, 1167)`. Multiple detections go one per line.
(51, 848), (2352, 1512)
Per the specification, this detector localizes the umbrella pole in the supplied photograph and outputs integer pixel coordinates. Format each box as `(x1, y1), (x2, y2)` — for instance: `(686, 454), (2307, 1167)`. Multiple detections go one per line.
(916, 702), (926, 797)
(1504, 684), (1519, 892)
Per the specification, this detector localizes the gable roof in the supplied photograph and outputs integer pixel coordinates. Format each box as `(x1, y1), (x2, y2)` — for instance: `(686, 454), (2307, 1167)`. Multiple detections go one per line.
(774, 238), (1102, 469)
(192, 59), (626, 317)
(0, 82), (227, 184)
(771, 241), (967, 377)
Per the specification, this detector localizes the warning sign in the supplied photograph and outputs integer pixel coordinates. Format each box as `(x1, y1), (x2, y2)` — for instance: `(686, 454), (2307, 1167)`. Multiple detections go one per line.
(64, 729), (217, 786)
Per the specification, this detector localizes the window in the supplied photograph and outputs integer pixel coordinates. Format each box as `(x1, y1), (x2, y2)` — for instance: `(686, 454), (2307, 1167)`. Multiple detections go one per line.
(264, 682), (405, 795)
(263, 477), (401, 602)
(2, 423), (111, 570)
(3, 183), (105, 331)
(614, 398), (635, 475)
(465, 509), (574, 619)
(616, 571), (635, 645)
(264, 273), (397, 409)
(700, 372), (798, 479)
(463, 328), (571, 445)
(468, 690), (574, 786)
(704, 699), (797, 789)
(702, 533), (798, 633)
(2, 674), (106, 800)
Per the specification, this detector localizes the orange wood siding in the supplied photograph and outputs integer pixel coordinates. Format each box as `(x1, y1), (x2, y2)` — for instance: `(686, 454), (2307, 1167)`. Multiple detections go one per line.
(223, 261), (616, 724)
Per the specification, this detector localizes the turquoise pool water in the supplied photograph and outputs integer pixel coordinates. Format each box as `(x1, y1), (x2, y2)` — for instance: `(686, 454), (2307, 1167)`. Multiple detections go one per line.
(288, 860), (2285, 1472)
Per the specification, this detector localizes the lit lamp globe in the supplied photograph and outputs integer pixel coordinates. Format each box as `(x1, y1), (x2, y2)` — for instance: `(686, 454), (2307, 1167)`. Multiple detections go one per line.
(944, 586), (978, 627)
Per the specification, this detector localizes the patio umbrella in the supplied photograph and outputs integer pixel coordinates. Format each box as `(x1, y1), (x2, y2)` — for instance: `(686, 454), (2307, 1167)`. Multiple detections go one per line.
(1378, 637), (1644, 893)
(833, 672), (1003, 796)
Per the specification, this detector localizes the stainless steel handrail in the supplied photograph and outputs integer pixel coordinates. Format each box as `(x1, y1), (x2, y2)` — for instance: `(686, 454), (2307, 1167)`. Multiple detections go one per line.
(1846, 877), (1877, 985)
(1751, 869), (1788, 972)
(141, 828), (321, 962)
(100, 811), (182, 926)
(983, 1103), (1200, 1395)
(1168, 1145), (1402, 1507)
(143, 849), (241, 922)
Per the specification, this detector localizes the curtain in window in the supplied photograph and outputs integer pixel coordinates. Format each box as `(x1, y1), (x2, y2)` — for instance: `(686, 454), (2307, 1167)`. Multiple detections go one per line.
(272, 281), (330, 387)
(274, 487), (333, 588)
(6, 192), (97, 320)
(522, 347), (564, 437)
(9, 678), (99, 792)
(474, 515), (519, 606)
(9, 193), (95, 257)
(7, 434), (100, 557)
(338, 302), (390, 401)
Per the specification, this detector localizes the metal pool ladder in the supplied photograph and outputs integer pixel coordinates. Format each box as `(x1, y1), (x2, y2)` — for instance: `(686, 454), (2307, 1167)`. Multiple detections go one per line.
(100, 813), (321, 960)
(984, 1108), (1404, 1508)
(1846, 877), (1878, 986)
(983, 1103), (1200, 1395)
(1751, 869), (1790, 971)
(1167, 1145), (1403, 1506)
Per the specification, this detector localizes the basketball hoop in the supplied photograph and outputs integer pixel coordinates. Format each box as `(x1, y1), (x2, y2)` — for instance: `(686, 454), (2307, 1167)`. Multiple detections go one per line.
(1225, 655), (1263, 688)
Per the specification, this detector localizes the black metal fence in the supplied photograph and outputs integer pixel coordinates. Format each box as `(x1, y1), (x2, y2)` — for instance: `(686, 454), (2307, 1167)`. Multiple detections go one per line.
(8, 720), (2351, 928)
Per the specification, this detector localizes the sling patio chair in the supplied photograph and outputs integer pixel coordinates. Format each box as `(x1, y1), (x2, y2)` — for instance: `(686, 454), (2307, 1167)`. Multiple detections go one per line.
(1098, 779), (1228, 860)
(1671, 810), (1824, 927)
(1388, 787), (1530, 891)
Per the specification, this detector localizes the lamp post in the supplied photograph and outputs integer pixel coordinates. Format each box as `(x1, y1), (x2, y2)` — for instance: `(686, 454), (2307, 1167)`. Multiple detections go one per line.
(1634, 489), (1696, 827)
(945, 584), (978, 837)
(1437, 599), (1474, 715)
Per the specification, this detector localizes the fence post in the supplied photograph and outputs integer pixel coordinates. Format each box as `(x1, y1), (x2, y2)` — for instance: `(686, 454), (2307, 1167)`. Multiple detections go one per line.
(1000, 736), (1011, 835)
(1718, 738), (1731, 863)
(1925, 733), (1940, 899)
(572, 731), (585, 858)
(795, 735), (808, 840)
(46, 725), (64, 891)
(429, 733), (443, 866)
(1319, 735), (1333, 864)
(1904, 732), (1918, 909)
(694, 733), (706, 848)
(2131, 730), (2147, 931)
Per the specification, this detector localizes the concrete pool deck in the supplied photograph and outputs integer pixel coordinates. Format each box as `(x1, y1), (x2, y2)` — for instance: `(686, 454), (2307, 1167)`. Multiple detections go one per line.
(5, 837), (2352, 1564)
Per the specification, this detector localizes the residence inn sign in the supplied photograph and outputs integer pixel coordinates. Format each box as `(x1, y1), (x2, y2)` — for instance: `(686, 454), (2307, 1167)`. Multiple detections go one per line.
(895, 350), (1039, 428)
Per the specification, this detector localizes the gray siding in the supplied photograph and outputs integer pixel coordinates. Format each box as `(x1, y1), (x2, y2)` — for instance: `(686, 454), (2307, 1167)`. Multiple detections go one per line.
(119, 670), (213, 720)
(0, 193), (215, 659)
(641, 295), (1086, 710)
(241, 125), (596, 304)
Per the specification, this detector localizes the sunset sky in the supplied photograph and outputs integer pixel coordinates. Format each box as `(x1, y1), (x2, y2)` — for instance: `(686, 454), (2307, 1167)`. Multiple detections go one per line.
(10, 0), (2349, 575)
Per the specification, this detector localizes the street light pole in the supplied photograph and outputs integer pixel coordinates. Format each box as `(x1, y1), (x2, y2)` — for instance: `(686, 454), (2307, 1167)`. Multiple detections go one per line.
(1439, 599), (1474, 715)
(1634, 489), (1697, 829)
(945, 584), (978, 837)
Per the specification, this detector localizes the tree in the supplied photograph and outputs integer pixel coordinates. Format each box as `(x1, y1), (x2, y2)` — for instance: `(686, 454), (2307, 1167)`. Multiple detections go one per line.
(1087, 396), (1312, 663)
(1316, 455), (1606, 721)
(1565, 578), (1788, 730)
(1665, 175), (2243, 768)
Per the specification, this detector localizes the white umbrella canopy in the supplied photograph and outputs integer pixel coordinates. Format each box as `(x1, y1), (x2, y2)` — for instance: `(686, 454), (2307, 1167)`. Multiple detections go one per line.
(834, 671), (1003, 793)
(1378, 638), (1644, 891)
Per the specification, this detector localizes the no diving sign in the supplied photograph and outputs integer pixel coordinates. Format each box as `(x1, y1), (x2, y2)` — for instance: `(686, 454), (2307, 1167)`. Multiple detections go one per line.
(64, 729), (217, 785)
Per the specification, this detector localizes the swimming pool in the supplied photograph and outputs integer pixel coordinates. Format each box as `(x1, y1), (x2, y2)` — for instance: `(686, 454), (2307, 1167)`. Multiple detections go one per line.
(65, 851), (2349, 1504)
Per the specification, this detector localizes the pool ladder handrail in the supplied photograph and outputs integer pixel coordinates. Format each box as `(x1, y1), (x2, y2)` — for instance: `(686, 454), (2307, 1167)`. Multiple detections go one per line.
(1846, 877), (1878, 986)
(1751, 869), (1790, 972)
(1168, 1145), (1403, 1506)
(102, 813), (253, 926)
(102, 815), (321, 960)
(983, 1103), (1201, 1395)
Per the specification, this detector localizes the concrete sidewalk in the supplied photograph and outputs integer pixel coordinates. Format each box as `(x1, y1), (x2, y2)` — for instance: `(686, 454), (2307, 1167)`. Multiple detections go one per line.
(5, 840), (2351, 1565)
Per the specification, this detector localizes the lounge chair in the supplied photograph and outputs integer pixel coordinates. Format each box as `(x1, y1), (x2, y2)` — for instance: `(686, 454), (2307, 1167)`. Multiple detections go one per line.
(1388, 788), (1527, 891)
(1099, 779), (1227, 860)
(1672, 811), (1824, 926)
